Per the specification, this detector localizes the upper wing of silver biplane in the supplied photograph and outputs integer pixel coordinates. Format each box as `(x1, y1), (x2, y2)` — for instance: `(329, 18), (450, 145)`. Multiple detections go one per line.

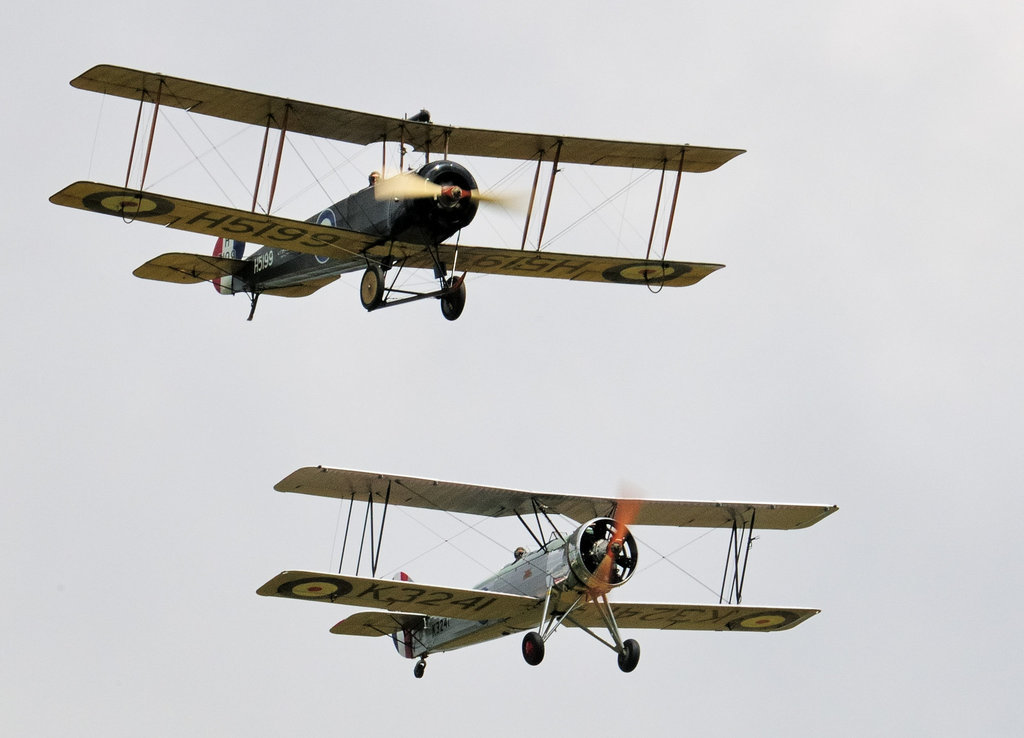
(50, 182), (724, 288)
(70, 64), (744, 172)
(274, 467), (838, 530)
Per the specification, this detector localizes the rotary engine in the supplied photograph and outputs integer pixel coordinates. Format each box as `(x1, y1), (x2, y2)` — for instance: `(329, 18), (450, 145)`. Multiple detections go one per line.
(397, 159), (480, 243)
(566, 517), (639, 591)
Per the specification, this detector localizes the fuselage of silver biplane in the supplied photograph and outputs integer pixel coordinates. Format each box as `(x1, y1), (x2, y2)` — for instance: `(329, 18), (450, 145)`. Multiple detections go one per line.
(388, 517), (634, 659)
(396, 539), (569, 658)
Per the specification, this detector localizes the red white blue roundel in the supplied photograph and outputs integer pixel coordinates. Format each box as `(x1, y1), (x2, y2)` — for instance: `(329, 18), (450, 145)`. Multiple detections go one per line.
(315, 210), (335, 263)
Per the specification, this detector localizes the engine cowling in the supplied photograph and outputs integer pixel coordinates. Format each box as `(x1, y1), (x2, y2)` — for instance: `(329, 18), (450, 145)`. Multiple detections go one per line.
(402, 159), (479, 240)
(566, 517), (639, 591)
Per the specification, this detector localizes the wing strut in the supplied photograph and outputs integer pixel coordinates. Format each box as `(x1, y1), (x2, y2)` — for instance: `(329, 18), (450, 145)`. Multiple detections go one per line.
(121, 78), (163, 216)
(513, 497), (567, 550)
(535, 140), (563, 250)
(520, 151), (545, 250)
(645, 150), (687, 263)
(661, 149), (687, 259)
(518, 142), (563, 251)
(260, 105), (291, 214)
(336, 480), (393, 577)
(718, 508), (756, 604)
(646, 159), (668, 260)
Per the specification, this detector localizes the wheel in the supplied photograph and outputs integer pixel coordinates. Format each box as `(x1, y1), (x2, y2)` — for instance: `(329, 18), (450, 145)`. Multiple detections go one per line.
(617, 638), (640, 673)
(522, 631), (545, 666)
(413, 659), (426, 679)
(360, 264), (385, 310)
(439, 278), (466, 321)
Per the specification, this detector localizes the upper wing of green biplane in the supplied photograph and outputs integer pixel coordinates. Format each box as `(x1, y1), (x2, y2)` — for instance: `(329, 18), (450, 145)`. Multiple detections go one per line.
(49, 181), (724, 288)
(274, 467), (838, 531)
(70, 64), (744, 172)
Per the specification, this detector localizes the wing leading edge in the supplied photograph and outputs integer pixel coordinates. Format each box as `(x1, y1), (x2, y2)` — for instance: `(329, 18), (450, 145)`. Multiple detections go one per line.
(274, 467), (838, 530)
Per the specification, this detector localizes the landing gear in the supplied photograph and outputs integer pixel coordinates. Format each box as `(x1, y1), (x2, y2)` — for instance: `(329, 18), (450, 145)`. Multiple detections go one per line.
(522, 631), (545, 666)
(360, 264), (384, 311)
(413, 658), (427, 679)
(439, 277), (466, 321)
(357, 259), (466, 320)
(617, 638), (640, 673)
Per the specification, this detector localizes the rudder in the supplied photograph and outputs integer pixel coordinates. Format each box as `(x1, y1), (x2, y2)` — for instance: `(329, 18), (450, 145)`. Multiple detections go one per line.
(212, 238), (245, 294)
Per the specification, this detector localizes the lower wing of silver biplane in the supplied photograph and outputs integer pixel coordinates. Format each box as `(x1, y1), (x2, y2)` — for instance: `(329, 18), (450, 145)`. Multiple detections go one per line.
(50, 181), (724, 290)
(259, 569), (819, 635)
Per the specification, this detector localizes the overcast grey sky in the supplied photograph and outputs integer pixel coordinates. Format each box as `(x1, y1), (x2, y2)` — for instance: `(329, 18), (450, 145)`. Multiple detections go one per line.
(3, 2), (1023, 735)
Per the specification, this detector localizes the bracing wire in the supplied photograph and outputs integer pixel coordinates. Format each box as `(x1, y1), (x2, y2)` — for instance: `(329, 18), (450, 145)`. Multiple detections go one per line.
(633, 526), (725, 599)
(543, 168), (654, 250)
(147, 110), (250, 209)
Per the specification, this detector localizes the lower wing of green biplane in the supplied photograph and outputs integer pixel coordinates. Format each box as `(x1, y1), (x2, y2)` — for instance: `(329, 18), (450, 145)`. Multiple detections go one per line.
(50, 181), (724, 290)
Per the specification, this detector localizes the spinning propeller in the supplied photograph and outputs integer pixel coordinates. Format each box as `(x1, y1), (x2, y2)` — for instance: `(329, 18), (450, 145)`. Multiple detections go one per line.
(590, 495), (642, 595)
(373, 171), (518, 207)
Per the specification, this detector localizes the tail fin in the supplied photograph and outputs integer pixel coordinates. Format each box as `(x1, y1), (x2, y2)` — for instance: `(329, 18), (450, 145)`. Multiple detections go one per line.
(212, 238), (245, 294)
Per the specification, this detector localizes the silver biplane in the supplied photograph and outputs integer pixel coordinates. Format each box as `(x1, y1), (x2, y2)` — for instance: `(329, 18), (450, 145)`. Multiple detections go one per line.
(50, 65), (742, 320)
(259, 467), (837, 678)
